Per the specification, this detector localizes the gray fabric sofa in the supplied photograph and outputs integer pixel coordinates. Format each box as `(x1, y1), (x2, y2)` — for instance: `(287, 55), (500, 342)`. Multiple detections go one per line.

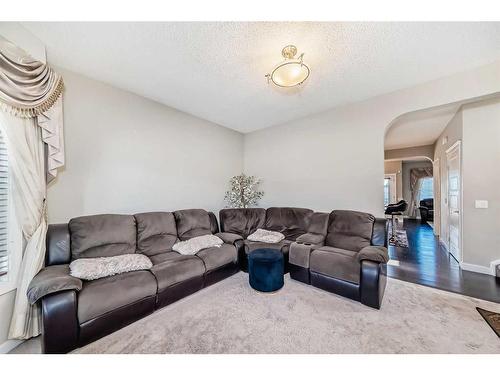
(219, 208), (388, 309)
(219, 207), (319, 272)
(288, 210), (389, 309)
(28, 206), (387, 354)
(27, 209), (239, 354)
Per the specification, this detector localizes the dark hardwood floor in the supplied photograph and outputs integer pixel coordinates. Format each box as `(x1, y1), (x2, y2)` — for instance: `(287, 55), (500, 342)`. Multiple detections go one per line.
(387, 219), (500, 303)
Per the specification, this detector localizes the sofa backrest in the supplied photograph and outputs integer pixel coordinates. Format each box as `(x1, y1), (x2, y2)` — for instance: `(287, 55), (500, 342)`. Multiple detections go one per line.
(325, 210), (375, 252)
(69, 214), (136, 260)
(46, 223), (71, 266)
(265, 207), (314, 241)
(134, 212), (178, 257)
(173, 209), (214, 241)
(372, 218), (388, 248)
(219, 208), (266, 238)
(307, 212), (329, 236)
(208, 211), (219, 234)
(420, 198), (434, 209)
(46, 209), (220, 265)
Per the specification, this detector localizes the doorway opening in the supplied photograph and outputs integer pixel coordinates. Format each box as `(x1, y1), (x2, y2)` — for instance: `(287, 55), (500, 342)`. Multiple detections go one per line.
(382, 103), (498, 303)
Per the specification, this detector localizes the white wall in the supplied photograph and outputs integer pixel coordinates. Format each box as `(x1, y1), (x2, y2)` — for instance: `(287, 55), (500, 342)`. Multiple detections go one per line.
(384, 144), (434, 161)
(47, 68), (244, 223)
(461, 97), (500, 271)
(244, 60), (500, 217)
(384, 160), (402, 201)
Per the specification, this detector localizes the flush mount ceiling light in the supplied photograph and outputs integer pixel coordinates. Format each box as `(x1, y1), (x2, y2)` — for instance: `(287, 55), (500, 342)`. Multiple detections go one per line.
(266, 45), (310, 88)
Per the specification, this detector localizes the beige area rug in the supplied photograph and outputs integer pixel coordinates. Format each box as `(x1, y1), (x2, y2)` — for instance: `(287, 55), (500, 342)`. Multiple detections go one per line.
(68, 273), (500, 354)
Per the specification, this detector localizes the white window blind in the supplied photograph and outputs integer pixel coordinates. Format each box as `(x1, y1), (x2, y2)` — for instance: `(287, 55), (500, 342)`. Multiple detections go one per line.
(0, 131), (7, 278)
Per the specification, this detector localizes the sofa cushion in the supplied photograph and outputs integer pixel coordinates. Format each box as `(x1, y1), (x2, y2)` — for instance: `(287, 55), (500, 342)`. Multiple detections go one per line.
(215, 232), (244, 244)
(325, 210), (375, 252)
(77, 270), (157, 323)
(196, 243), (238, 272)
(219, 208), (266, 238)
(135, 212), (178, 256)
(244, 239), (291, 255)
(310, 246), (360, 284)
(69, 214), (136, 260)
(174, 209), (212, 240)
(265, 207), (313, 240)
(149, 251), (205, 291)
(149, 251), (184, 264)
(295, 232), (325, 245)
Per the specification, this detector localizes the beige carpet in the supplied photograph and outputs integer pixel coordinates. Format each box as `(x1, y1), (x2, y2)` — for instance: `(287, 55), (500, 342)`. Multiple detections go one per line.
(12, 273), (500, 354)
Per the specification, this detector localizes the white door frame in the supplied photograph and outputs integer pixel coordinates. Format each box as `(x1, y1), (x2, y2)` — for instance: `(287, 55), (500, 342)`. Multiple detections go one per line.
(445, 140), (463, 263)
(432, 158), (440, 237)
(384, 173), (397, 204)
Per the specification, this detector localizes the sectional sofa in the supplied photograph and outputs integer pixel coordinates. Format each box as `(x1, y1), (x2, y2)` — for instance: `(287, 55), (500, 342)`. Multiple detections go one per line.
(27, 207), (388, 353)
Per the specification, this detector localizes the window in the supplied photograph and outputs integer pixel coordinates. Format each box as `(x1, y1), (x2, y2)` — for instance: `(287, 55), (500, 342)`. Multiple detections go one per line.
(0, 131), (7, 281)
(420, 177), (434, 200)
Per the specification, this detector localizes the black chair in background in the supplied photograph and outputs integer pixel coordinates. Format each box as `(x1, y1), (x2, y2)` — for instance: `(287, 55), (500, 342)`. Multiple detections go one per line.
(384, 200), (408, 243)
(419, 198), (434, 224)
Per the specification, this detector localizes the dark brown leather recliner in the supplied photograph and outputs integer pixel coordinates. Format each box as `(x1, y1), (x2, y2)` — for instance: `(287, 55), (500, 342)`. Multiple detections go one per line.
(27, 209), (240, 354)
(219, 207), (316, 272)
(418, 198), (434, 224)
(289, 210), (389, 309)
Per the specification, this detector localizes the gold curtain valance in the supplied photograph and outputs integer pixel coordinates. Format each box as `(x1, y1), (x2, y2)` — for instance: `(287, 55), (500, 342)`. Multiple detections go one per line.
(0, 36), (64, 118)
(0, 35), (65, 183)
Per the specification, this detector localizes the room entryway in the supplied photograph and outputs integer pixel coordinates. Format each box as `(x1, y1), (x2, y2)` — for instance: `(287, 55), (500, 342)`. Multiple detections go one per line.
(387, 219), (500, 303)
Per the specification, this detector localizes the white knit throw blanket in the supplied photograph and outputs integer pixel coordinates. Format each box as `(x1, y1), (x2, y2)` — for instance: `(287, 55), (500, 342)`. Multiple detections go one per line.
(172, 234), (223, 255)
(70, 254), (152, 281)
(247, 229), (285, 243)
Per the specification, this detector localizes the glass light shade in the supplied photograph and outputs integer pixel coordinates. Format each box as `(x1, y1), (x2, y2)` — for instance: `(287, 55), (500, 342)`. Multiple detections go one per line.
(270, 60), (310, 87)
(267, 45), (310, 88)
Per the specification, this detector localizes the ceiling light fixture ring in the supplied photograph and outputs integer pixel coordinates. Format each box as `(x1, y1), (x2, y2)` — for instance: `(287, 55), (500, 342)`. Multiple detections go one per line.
(266, 45), (310, 88)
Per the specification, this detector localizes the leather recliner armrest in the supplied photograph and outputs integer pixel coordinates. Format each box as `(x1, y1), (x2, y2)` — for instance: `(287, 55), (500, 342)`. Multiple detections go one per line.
(356, 246), (389, 264)
(289, 242), (321, 269)
(295, 232), (325, 245)
(27, 264), (82, 305)
(215, 232), (244, 245)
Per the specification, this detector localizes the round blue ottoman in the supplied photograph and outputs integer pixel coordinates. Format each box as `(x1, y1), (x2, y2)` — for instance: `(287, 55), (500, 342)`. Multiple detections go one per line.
(248, 248), (284, 292)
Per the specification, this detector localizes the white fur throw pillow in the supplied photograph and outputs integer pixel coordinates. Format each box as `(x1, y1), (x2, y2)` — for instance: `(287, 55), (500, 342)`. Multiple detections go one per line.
(70, 254), (153, 281)
(247, 229), (285, 243)
(172, 234), (223, 255)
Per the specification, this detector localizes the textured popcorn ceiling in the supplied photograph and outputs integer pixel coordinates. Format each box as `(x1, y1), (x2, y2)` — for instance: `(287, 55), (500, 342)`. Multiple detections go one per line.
(22, 22), (500, 133)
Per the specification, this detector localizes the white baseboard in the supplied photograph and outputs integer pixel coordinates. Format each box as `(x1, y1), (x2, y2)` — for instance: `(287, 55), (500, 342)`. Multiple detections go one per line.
(0, 339), (23, 354)
(460, 262), (495, 276)
(490, 259), (500, 277)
